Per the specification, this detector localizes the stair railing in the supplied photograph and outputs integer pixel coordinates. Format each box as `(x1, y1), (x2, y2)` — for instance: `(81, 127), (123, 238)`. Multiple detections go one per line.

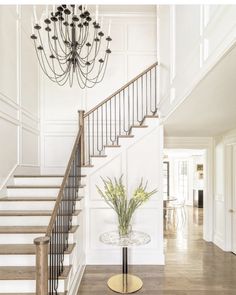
(34, 124), (84, 295)
(79, 62), (158, 166)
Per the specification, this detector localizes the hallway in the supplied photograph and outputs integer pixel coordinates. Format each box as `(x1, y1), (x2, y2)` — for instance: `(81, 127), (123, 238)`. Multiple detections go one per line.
(78, 207), (236, 294)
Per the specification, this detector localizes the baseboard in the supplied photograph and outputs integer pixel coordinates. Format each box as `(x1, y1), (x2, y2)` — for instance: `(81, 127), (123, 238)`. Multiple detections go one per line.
(0, 164), (17, 197)
(86, 249), (165, 265)
(213, 233), (225, 250)
(0, 164), (40, 197)
(69, 253), (86, 295)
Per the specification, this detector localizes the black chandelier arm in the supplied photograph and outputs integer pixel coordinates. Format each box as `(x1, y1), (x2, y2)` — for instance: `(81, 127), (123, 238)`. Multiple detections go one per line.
(78, 29), (101, 61)
(77, 35), (102, 67)
(51, 58), (72, 85)
(83, 51), (110, 84)
(47, 32), (70, 63)
(76, 25), (89, 49)
(36, 30), (64, 75)
(76, 53), (108, 85)
(33, 40), (60, 80)
(58, 20), (71, 50)
(52, 23), (70, 56)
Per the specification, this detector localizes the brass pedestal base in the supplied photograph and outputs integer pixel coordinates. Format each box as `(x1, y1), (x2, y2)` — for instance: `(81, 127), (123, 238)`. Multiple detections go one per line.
(107, 274), (143, 294)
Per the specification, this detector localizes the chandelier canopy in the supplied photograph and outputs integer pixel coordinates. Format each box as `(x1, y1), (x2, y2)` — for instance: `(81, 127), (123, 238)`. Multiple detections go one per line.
(30, 5), (112, 88)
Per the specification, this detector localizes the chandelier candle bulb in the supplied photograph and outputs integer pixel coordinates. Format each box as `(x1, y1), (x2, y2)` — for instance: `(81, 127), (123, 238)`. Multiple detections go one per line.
(100, 16), (103, 28)
(45, 5), (48, 18)
(95, 5), (99, 22)
(33, 5), (37, 23)
(108, 19), (112, 36)
(31, 17), (34, 34)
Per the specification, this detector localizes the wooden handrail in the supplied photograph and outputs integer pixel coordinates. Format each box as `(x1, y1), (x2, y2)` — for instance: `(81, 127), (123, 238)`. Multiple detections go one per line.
(45, 127), (83, 237)
(84, 61), (158, 117)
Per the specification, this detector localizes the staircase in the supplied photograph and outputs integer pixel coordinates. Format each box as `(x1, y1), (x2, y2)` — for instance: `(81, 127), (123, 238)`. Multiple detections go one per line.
(0, 173), (86, 294)
(0, 62), (159, 294)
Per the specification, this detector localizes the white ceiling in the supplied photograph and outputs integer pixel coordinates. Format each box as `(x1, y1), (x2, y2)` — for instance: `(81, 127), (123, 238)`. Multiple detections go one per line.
(163, 44), (236, 137)
(36, 5), (156, 16)
(164, 149), (205, 158)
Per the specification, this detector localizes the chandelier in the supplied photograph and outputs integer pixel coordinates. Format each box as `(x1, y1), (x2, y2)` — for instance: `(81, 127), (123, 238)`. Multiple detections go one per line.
(30, 5), (112, 88)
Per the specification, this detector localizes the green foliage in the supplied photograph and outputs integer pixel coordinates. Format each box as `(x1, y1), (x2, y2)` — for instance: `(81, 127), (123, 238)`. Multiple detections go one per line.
(96, 176), (157, 235)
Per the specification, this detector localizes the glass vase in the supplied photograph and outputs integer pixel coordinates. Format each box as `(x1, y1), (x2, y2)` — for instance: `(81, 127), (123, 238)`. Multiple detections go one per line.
(118, 224), (132, 237)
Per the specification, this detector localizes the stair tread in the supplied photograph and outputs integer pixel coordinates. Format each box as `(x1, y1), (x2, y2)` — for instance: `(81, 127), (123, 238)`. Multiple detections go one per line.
(0, 293), (66, 295)
(131, 125), (148, 128)
(0, 196), (83, 202)
(104, 145), (121, 148)
(7, 184), (85, 188)
(0, 209), (81, 216)
(90, 155), (107, 158)
(144, 114), (159, 118)
(0, 265), (71, 280)
(0, 243), (75, 255)
(14, 174), (86, 178)
(0, 225), (79, 234)
(118, 135), (134, 138)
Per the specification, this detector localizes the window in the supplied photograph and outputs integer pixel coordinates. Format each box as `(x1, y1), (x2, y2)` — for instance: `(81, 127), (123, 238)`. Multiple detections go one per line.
(163, 161), (170, 199)
(178, 160), (188, 200)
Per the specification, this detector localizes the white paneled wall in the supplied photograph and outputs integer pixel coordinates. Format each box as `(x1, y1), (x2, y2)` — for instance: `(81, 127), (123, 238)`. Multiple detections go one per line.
(159, 5), (236, 117)
(86, 124), (164, 265)
(41, 7), (157, 173)
(0, 5), (39, 192)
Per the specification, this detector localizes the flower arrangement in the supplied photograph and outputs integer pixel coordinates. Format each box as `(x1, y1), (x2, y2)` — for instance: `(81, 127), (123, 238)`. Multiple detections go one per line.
(97, 176), (157, 236)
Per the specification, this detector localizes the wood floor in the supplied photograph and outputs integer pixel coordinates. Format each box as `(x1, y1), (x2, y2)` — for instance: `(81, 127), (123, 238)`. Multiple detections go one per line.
(78, 207), (236, 294)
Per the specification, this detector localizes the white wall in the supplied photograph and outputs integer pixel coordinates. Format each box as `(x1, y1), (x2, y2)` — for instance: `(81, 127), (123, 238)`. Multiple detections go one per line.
(85, 123), (164, 265)
(0, 5), (39, 193)
(212, 129), (236, 252)
(40, 6), (157, 173)
(158, 5), (236, 118)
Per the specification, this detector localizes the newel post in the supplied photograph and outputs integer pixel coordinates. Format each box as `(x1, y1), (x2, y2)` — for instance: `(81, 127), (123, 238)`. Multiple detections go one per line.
(34, 236), (50, 295)
(78, 110), (85, 166)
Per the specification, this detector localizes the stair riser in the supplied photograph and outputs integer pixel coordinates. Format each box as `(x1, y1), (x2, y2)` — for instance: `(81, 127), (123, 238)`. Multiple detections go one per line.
(7, 188), (59, 197)
(0, 232), (76, 244)
(0, 280), (65, 293)
(14, 177), (86, 186)
(0, 254), (70, 266)
(0, 201), (82, 211)
(0, 215), (79, 226)
(14, 177), (63, 186)
(7, 188), (84, 197)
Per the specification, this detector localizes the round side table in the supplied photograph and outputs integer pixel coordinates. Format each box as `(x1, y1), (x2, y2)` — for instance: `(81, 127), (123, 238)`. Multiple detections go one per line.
(99, 230), (151, 294)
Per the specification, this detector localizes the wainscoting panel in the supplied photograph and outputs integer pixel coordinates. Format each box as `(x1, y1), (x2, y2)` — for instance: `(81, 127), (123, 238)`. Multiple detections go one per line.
(86, 124), (164, 265)
(0, 5), (40, 191)
(40, 10), (157, 174)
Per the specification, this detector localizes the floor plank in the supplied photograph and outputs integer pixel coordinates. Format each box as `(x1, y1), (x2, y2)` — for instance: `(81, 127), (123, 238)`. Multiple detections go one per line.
(78, 207), (236, 294)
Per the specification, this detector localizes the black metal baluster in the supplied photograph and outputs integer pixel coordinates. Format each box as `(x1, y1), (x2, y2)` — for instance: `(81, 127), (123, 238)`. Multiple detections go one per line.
(119, 92), (121, 136)
(141, 75), (144, 123)
(88, 116), (91, 165)
(146, 72), (148, 115)
(136, 79), (139, 124)
(128, 87), (130, 132)
(114, 96), (117, 144)
(154, 66), (157, 112)
(109, 99), (112, 143)
(105, 103), (108, 146)
(132, 82), (135, 126)
(92, 112), (95, 157)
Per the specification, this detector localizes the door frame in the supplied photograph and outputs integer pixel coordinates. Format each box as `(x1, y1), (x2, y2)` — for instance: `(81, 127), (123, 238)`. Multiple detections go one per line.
(225, 143), (236, 253)
(164, 136), (214, 242)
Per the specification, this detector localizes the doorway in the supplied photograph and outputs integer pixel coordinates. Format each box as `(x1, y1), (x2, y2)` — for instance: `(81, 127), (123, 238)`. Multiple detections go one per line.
(232, 145), (236, 254)
(163, 149), (205, 237)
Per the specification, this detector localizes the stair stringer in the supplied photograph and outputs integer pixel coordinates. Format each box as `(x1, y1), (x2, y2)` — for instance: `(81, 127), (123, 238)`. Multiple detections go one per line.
(82, 116), (165, 266)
